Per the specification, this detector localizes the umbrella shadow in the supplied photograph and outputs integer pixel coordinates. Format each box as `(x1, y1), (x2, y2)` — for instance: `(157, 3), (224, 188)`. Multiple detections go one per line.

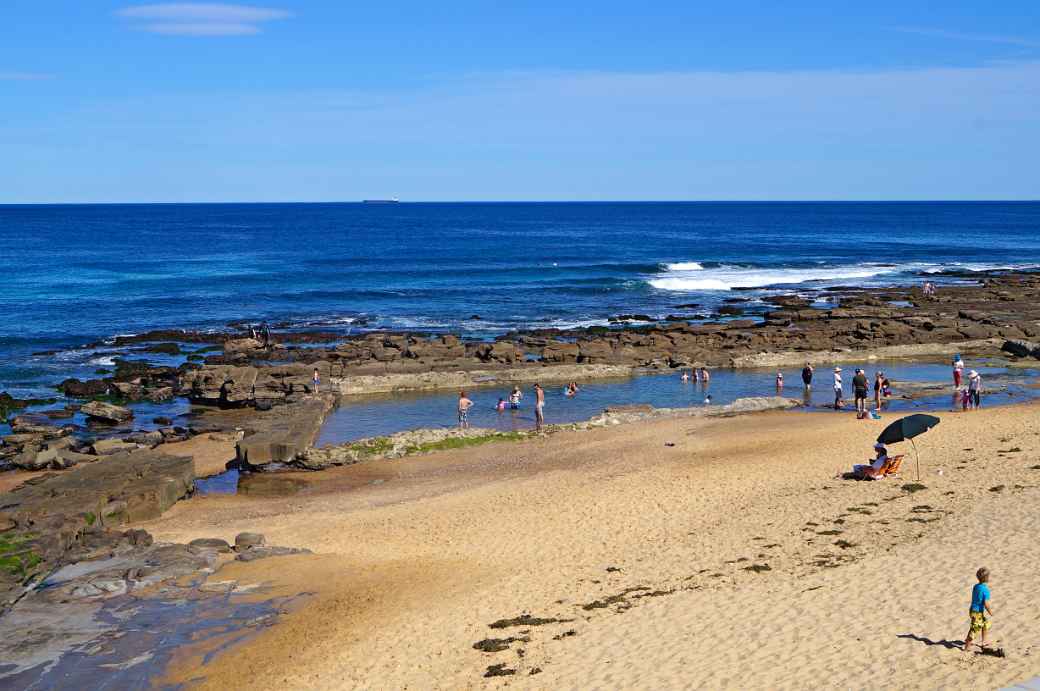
(896, 633), (963, 650)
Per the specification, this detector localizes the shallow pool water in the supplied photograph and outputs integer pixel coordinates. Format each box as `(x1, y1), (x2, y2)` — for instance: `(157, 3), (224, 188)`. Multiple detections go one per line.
(316, 361), (1040, 446)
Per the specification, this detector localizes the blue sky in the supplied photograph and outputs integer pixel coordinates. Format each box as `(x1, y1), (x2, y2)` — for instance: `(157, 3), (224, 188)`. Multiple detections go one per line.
(2, 1), (1039, 202)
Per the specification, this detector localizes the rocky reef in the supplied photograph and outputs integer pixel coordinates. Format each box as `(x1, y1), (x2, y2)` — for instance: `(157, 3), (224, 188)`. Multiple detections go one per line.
(170, 272), (1040, 404)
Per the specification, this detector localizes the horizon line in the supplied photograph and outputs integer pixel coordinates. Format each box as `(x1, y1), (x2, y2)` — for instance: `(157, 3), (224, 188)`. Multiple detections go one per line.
(2, 199), (1039, 207)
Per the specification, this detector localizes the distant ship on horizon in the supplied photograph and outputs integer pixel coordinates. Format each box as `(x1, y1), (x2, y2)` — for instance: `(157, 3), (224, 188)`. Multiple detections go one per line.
(362, 198), (400, 204)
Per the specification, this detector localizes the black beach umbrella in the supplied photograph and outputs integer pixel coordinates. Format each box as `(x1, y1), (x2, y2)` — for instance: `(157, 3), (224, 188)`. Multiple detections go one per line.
(877, 414), (941, 481)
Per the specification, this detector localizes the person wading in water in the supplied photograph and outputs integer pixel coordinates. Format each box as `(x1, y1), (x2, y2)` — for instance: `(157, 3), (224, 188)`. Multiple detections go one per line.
(534, 383), (545, 431)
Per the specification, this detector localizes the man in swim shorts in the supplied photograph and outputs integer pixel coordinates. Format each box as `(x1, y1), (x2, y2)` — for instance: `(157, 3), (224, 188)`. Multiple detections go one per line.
(458, 390), (474, 429)
(534, 383), (545, 431)
(852, 368), (869, 414)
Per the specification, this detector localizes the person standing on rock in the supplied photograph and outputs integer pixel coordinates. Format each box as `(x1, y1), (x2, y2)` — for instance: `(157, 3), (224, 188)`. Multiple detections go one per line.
(458, 391), (474, 429)
(312, 367), (321, 393)
(534, 383), (545, 431)
(801, 362), (814, 389)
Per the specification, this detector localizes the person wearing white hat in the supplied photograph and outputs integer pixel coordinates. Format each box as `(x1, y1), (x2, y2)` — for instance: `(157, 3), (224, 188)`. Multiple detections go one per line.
(968, 370), (982, 410)
(832, 367), (844, 409)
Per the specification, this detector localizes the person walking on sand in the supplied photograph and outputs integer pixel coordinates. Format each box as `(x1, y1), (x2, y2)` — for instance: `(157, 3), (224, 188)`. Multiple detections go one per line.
(968, 370), (983, 410)
(963, 567), (994, 653)
(534, 383), (545, 430)
(312, 367), (321, 393)
(457, 390), (474, 429)
(801, 362), (814, 389)
(852, 368), (869, 416)
(509, 386), (522, 410)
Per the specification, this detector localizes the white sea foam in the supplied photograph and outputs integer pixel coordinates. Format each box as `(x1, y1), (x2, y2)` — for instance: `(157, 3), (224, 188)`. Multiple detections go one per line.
(648, 261), (1040, 292)
(920, 262), (1040, 274)
(665, 261), (704, 271)
(650, 264), (892, 291)
(542, 318), (613, 330)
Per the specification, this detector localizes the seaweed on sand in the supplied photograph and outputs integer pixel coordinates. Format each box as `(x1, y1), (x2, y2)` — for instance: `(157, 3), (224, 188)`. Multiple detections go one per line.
(488, 614), (574, 629)
(484, 663), (516, 677)
(473, 636), (529, 653)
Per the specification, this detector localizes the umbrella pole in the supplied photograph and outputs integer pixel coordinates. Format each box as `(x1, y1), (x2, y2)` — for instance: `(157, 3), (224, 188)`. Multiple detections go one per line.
(911, 437), (920, 482)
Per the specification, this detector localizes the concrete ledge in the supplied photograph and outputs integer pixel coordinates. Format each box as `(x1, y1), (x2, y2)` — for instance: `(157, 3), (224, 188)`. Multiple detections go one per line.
(334, 364), (635, 396)
(728, 339), (1001, 369)
(235, 397), (333, 466)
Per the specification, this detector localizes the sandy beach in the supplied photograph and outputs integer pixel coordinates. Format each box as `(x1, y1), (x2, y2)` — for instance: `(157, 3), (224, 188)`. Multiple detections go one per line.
(138, 401), (1040, 689)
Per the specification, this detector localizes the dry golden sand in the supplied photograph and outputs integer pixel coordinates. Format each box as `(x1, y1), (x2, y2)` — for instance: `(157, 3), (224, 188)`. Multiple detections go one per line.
(141, 402), (1040, 690)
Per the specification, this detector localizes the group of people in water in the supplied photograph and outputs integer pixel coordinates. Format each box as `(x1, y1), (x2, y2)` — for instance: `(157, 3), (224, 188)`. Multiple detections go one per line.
(447, 354), (983, 433)
(952, 353), (984, 411)
(679, 367), (711, 384)
(775, 362), (893, 416)
(466, 383), (548, 430)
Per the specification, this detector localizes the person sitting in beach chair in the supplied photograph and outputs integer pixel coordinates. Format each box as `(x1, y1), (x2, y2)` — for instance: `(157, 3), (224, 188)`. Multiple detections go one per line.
(851, 443), (904, 480)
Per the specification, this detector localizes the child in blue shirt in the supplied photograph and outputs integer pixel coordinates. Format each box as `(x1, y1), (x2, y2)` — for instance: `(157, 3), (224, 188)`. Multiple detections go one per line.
(963, 567), (993, 652)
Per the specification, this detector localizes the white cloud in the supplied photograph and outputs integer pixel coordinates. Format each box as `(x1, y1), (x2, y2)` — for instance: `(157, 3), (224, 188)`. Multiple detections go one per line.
(117, 3), (291, 36)
(140, 22), (262, 35)
(894, 26), (1040, 49)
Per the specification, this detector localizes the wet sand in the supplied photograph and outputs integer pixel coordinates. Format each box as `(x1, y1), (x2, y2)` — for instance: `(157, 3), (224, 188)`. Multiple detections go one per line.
(142, 402), (1040, 689)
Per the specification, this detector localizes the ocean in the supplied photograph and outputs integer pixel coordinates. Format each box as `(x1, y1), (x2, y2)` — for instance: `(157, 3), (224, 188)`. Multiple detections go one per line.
(2, 201), (1040, 399)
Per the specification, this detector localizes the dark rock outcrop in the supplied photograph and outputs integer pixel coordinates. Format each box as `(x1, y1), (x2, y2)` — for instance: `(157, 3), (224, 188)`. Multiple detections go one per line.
(81, 401), (133, 424)
(1001, 339), (1040, 359)
(0, 449), (194, 609)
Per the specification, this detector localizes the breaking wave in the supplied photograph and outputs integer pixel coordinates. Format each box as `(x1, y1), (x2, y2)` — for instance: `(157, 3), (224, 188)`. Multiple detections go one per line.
(649, 261), (1040, 292)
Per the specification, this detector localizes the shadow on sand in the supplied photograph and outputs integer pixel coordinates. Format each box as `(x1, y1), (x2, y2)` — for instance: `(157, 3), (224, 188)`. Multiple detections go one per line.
(897, 633), (963, 650)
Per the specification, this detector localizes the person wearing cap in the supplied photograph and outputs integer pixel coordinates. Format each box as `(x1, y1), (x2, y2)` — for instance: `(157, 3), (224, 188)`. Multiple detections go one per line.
(968, 370), (983, 410)
(832, 367), (844, 409)
(953, 354), (965, 388)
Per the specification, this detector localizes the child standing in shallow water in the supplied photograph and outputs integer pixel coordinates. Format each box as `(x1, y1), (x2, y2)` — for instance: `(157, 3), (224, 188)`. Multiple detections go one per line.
(963, 567), (994, 652)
